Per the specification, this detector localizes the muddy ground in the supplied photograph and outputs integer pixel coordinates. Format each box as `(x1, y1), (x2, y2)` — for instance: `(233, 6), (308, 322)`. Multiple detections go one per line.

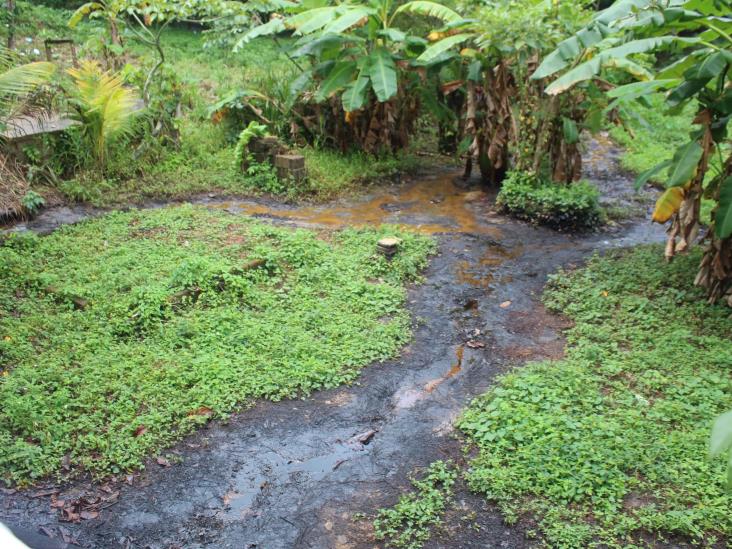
(1, 136), (664, 548)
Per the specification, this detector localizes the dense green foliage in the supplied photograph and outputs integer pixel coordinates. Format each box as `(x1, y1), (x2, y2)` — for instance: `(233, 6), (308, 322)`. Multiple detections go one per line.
(0, 206), (434, 484)
(496, 171), (603, 231)
(373, 460), (456, 549)
(2, 2), (429, 207)
(609, 97), (718, 225)
(459, 246), (732, 547)
(538, 0), (732, 310)
(609, 96), (696, 183)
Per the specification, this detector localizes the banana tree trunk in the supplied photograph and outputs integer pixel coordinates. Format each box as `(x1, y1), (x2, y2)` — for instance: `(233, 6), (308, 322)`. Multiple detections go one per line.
(462, 80), (477, 180)
(695, 153), (732, 306)
(665, 111), (713, 261)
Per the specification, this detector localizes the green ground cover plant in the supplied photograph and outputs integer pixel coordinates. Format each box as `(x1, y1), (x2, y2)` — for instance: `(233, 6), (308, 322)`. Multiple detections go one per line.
(496, 170), (603, 231)
(0, 206), (434, 485)
(458, 246), (732, 547)
(373, 461), (457, 549)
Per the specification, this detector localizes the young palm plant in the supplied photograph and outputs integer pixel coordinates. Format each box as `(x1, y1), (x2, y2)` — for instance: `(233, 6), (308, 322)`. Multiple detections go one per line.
(67, 60), (140, 170)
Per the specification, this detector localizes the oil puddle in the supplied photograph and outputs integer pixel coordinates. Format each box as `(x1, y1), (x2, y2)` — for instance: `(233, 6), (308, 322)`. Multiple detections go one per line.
(456, 260), (494, 288)
(221, 433), (375, 521)
(207, 172), (502, 236)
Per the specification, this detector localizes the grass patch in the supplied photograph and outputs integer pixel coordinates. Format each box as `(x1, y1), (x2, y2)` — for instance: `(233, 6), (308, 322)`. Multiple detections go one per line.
(496, 171), (604, 231)
(56, 119), (428, 206)
(373, 461), (457, 549)
(300, 148), (425, 201)
(458, 246), (732, 547)
(0, 206), (434, 485)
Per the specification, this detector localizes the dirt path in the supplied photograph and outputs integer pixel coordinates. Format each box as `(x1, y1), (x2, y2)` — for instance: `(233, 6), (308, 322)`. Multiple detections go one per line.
(1, 136), (664, 549)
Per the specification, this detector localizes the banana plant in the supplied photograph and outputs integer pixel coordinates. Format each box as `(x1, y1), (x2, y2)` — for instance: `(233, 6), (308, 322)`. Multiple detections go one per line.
(69, 1), (126, 60)
(538, 0), (732, 305)
(240, 0), (461, 105)
(408, 0), (594, 183)
(236, 0), (463, 153)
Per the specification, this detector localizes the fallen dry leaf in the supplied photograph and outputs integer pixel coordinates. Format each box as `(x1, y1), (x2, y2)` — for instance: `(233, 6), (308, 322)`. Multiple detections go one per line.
(80, 510), (99, 520)
(499, 300), (512, 308)
(188, 406), (213, 418)
(133, 425), (147, 437)
(466, 340), (485, 349)
(156, 456), (171, 467)
(50, 497), (65, 509)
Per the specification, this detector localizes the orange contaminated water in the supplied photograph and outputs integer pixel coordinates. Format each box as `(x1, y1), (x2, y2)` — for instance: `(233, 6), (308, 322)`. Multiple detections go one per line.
(210, 172), (502, 237)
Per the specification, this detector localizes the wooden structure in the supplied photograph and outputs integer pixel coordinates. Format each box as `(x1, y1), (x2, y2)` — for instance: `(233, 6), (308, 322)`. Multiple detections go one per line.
(44, 38), (79, 67)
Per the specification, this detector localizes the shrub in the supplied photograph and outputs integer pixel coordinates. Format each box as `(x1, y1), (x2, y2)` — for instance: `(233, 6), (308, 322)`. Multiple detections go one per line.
(496, 171), (603, 231)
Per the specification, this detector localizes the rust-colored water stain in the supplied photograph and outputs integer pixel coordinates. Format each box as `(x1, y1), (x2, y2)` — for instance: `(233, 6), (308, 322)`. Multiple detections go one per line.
(210, 173), (502, 236)
(479, 243), (524, 266)
(425, 344), (465, 393)
(455, 242), (523, 288)
(455, 260), (494, 288)
(446, 345), (464, 379)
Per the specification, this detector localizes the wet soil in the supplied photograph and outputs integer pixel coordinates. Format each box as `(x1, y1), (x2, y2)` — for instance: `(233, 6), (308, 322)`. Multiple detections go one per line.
(1, 135), (665, 548)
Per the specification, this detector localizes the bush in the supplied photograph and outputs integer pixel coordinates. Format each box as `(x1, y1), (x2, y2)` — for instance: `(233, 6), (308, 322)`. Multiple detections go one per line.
(496, 171), (603, 231)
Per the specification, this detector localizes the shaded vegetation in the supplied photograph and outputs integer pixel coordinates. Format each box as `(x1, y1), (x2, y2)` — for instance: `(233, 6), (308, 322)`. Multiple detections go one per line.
(459, 246), (732, 547)
(609, 96), (696, 183)
(496, 171), (603, 231)
(0, 206), (434, 484)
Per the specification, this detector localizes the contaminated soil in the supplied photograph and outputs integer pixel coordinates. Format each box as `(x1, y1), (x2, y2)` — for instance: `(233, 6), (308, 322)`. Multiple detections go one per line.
(0, 134), (665, 549)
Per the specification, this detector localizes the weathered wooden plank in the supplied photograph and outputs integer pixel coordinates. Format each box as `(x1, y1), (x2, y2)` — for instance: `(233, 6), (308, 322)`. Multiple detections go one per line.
(1, 114), (79, 141)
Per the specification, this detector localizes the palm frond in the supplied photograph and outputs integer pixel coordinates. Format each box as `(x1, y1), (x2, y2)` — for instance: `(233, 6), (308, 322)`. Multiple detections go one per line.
(0, 47), (56, 128)
(0, 62), (57, 98)
(67, 61), (141, 168)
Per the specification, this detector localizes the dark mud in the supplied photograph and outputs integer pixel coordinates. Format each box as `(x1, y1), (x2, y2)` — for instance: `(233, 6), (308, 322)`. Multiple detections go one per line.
(1, 136), (665, 548)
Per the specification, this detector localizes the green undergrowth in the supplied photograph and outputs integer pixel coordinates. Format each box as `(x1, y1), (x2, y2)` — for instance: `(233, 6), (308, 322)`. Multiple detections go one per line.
(57, 120), (427, 206)
(10, 4), (426, 205)
(458, 246), (732, 547)
(0, 206), (434, 485)
(374, 461), (457, 549)
(496, 171), (604, 231)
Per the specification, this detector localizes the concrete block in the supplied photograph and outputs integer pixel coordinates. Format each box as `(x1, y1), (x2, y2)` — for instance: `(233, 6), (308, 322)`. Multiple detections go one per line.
(274, 154), (305, 170)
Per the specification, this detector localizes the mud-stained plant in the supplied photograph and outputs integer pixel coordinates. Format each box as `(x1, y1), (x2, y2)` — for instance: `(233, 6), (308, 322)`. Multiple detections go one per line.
(536, 0), (732, 306)
(236, 0), (463, 154)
